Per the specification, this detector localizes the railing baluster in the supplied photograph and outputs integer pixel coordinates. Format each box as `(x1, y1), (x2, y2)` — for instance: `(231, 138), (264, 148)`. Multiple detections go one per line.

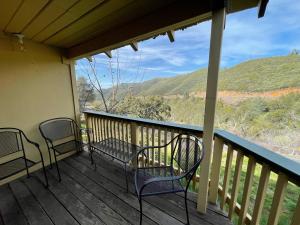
(99, 118), (102, 141)
(164, 130), (167, 166)
(251, 164), (271, 225)
(170, 130), (174, 166)
(96, 118), (100, 142)
(91, 116), (95, 142)
(152, 127), (155, 166)
(228, 150), (244, 220)
(221, 144), (233, 210)
(238, 156), (256, 225)
(209, 137), (224, 204)
(114, 121), (117, 140)
(146, 126), (150, 166)
(158, 129), (161, 166)
(291, 195), (300, 225)
(109, 120), (113, 149)
(130, 122), (137, 168)
(106, 120), (110, 139)
(126, 123), (129, 143)
(267, 173), (288, 225)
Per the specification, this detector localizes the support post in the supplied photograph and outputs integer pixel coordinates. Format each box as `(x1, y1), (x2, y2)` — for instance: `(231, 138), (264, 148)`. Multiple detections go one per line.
(68, 59), (81, 124)
(197, 8), (226, 213)
(130, 122), (138, 167)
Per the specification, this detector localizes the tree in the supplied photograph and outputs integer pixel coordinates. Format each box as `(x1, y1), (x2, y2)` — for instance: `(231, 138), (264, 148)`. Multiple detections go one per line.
(289, 49), (299, 55)
(77, 52), (145, 113)
(116, 96), (171, 121)
(77, 52), (171, 121)
(76, 76), (95, 112)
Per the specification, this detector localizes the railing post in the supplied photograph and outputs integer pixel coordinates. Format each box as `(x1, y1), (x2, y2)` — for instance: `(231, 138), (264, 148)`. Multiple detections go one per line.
(130, 122), (138, 167)
(209, 137), (224, 204)
(197, 7), (226, 213)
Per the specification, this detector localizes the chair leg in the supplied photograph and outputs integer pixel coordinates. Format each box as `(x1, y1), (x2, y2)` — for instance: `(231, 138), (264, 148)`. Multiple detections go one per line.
(184, 191), (190, 225)
(48, 149), (53, 169)
(41, 157), (49, 188)
(124, 163), (128, 192)
(139, 196), (143, 225)
(25, 166), (30, 178)
(90, 150), (94, 165)
(53, 151), (61, 182)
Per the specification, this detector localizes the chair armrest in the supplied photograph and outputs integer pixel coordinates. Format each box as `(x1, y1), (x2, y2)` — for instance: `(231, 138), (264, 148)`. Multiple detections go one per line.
(136, 134), (179, 157)
(20, 131), (44, 162)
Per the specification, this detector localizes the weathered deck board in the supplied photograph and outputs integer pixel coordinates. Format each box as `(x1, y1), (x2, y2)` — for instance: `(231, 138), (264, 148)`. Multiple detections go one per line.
(0, 152), (232, 225)
(36, 172), (105, 225)
(64, 157), (183, 225)
(0, 184), (28, 225)
(9, 181), (53, 225)
(44, 169), (130, 225)
(75, 153), (232, 225)
(23, 176), (80, 225)
(59, 160), (158, 225)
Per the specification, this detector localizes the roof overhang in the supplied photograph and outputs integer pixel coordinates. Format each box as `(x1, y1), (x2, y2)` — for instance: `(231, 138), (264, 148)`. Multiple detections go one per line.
(0, 0), (269, 59)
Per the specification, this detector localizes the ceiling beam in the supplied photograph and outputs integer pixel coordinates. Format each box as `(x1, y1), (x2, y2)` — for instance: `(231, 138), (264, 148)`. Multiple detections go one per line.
(67, 0), (218, 59)
(167, 30), (175, 43)
(130, 42), (138, 51)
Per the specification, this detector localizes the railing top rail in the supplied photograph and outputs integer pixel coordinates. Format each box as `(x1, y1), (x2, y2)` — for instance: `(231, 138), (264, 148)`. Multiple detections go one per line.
(84, 110), (300, 184)
(84, 110), (203, 134)
(215, 129), (300, 184)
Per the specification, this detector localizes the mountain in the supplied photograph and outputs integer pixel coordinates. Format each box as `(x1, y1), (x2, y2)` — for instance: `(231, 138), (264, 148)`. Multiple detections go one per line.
(104, 55), (300, 97)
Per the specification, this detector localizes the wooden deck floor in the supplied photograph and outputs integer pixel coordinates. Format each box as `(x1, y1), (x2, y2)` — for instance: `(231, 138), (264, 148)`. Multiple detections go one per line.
(0, 152), (232, 225)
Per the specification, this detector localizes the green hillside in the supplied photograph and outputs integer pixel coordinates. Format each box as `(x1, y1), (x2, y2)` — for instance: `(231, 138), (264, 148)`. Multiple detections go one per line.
(105, 55), (300, 97)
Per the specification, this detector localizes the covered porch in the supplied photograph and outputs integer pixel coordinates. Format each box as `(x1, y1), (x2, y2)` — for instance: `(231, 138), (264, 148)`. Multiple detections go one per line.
(2, 1), (299, 225)
(0, 152), (231, 225)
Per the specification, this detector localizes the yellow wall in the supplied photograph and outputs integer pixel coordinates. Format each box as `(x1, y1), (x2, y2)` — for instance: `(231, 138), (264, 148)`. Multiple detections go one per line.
(0, 33), (79, 183)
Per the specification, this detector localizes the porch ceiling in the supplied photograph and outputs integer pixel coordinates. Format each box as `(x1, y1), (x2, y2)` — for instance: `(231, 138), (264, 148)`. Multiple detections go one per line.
(0, 0), (268, 59)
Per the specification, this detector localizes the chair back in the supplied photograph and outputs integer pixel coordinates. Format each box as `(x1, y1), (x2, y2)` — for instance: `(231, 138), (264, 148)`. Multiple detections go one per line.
(39, 118), (80, 144)
(0, 128), (24, 158)
(171, 134), (204, 180)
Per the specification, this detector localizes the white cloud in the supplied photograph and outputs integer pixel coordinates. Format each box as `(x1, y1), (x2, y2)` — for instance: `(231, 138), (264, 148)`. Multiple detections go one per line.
(76, 0), (300, 84)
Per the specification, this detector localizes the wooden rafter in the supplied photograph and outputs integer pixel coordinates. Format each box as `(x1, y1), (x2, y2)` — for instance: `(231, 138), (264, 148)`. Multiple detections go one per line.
(104, 51), (112, 58)
(167, 30), (175, 42)
(67, 0), (217, 59)
(130, 42), (138, 51)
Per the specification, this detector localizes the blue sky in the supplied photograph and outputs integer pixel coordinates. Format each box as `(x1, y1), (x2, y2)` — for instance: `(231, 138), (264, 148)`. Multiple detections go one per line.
(76, 0), (300, 87)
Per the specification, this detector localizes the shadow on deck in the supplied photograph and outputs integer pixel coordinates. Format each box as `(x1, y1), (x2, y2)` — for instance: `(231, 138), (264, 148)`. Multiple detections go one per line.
(0, 152), (232, 225)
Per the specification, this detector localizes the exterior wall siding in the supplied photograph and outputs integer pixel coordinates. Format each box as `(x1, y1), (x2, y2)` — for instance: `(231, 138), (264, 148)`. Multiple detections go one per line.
(0, 34), (78, 183)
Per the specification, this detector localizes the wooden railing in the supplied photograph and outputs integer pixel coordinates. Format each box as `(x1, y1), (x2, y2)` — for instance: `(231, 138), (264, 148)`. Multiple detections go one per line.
(84, 110), (300, 225)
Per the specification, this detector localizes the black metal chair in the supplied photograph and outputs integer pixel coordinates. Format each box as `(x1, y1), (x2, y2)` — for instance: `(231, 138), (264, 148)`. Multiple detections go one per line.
(0, 128), (48, 187)
(39, 117), (89, 182)
(134, 134), (204, 225)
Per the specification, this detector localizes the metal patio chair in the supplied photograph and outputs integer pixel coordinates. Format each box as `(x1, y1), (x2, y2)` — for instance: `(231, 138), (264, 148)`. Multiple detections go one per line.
(0, 128), (48, 187)
(134, 134), (204, 225)
(39, 117), (89, 182)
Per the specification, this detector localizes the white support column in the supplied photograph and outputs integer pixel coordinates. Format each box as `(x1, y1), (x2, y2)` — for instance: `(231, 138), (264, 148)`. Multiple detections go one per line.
(197, 8), (226, 213)
(69, 60), (81, 124)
